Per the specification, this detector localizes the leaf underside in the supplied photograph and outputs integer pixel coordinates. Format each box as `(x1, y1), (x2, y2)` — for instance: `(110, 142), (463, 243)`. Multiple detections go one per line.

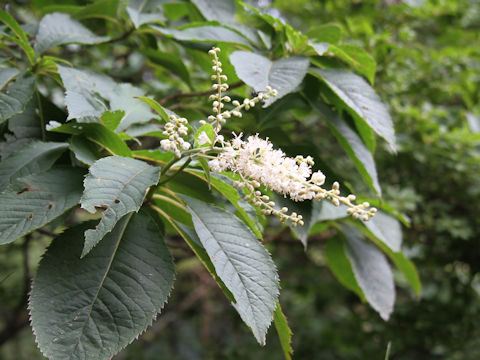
(185, 196), (279, 345)
(80, 156), (160, 257)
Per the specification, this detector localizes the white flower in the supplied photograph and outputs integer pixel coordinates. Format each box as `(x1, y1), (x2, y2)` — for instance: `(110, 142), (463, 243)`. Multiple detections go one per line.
(197, 131), (211, 146)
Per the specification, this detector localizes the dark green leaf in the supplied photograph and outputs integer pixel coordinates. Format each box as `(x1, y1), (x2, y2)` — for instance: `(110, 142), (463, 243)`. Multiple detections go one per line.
(69, 136), (100, 165)
(230, 51), (309, 107)
(310, 68), (396, 152)
(343, 226), (395, 320)
(273, 302), (293, 360)
(30, 211), (174, 360)
(191, 0), (234, 22)
(80, 156), (160, 256)
(0, 68), (19, 89)
(0, 168), (84, 245)
(8, 96), (42, 139)
(0, 74), (35, 124)
(100, 110), (124, 131)
(329, 44), (376, 84)
(325, 237), (365, 300)
(34, 13), (109, 54)
(307, 24), (342, 44)
(151, 24), (252, 48)
(0, 141), (68, 193)
(47, 122), (132, 157)
(185, 197), (279, 345)
(142, 49), (191, 87)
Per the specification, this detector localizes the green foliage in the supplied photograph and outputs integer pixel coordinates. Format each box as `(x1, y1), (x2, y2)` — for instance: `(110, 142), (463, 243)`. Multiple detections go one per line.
(0, 0), (431, 359)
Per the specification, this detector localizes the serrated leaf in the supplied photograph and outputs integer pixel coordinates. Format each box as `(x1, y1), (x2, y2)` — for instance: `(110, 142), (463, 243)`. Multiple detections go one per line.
(184, 196), (279, 345)
(343, 226), (395, 320)
(325, 237), (365, 301)
(273, 302), (293, 360)
(0, 141), (68, 193)
(34, 13), (109, 54)
(0, 74), (35, 124)
(80, 156), (160, 256)
(127, 0), (165, 28)
(0, 168), (84, 245)
(329, 44), (376, 84)
(312, 100), (381, 195)
(230, 51), (309, 107)
(57, 66), (153, 129)
(364, 211), (402, 252)
(30, 211), (174, 360)
(311, 68), (396, 152)
(151, 24), (252, 48)
(185, 169), (262, 238)
(47, 122), (132, 157)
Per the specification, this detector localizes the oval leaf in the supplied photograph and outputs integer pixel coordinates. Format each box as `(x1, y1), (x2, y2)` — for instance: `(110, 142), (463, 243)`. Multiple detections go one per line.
(343, 226), (395, 320)
(230, 51), (309, 107)
(34, 13), (109, 54)
(80, 156), (160, 256)
(311, 68), (396, 152)
(30, 211), (174, 360)
(0, 168), (84, 245)
(185, 196), (279, 345)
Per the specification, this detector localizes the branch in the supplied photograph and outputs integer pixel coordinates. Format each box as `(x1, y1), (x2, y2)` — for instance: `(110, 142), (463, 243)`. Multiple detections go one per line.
(159, 81), (244, 105)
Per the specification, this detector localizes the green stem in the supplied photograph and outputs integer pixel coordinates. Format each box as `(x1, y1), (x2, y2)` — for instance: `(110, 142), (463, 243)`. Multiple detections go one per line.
(157, 157), (192, 187)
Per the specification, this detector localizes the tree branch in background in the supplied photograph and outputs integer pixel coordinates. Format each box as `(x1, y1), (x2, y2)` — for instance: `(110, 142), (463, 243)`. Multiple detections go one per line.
(160, 81), (244, 106)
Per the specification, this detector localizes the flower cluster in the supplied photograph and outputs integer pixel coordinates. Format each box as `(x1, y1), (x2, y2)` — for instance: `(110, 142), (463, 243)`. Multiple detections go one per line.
(209, 134), (377, 224)
(203, 47), (277, 142)
(160, 114), (190, 157)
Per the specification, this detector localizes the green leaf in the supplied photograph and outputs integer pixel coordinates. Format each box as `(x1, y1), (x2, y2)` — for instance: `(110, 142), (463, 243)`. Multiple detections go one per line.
(8, 96), (42, 139)
(307, 24), (342, 44)
(273, 302), (293, 360)
(69, 136), (100, 165)
(329, 44), (377, 84)
(127, 0), (165, 28)
(0, 141), (68, 193)
(0, 168), (84, 245)
(191, 0), (235, 22)
(310, 68), (396, 152)
(135, 96), (169, 122)
(312, 100), (381, 195)
(142, 49), (191, 87)
(34, 12), (109, 54)
(0, 10), (35, 64)
(30, 211), (174, 360)
(57, 65), (113, 121)
(185, 169), (263, 238)
(185, 197), (279, 345)
(309, 42), (330, 56)
(0, 74), (35, 124)
(151, 24), (252, 48)
(133, 149), (174, 165)
(0, 68), (19, 89)
(230, 51), (309, 107)
(343, 226), (395, 320)
(80, 156), (160, 256)
(57, 66), (153, 129)
(325, 237), (365, 301)
(364, 211), (402, 252)
(47, 122), (132, 157)
(100, 110), (124, 131)
(315, 200), (349, 222)
(388, 250), (421, 297)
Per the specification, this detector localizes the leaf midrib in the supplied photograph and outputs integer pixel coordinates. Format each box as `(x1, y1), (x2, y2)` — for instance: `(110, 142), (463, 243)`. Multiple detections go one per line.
(70, 212), (134, 359)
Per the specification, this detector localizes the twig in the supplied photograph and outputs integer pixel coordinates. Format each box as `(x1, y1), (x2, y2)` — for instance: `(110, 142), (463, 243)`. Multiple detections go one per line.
(159, 81), (244, 105)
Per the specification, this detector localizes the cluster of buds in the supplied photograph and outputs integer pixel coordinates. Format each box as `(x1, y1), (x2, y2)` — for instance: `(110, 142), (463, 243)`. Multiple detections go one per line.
(209, 133), (377, 223)
(203, 47), (278, 142)
(160, 114), (190, 157)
